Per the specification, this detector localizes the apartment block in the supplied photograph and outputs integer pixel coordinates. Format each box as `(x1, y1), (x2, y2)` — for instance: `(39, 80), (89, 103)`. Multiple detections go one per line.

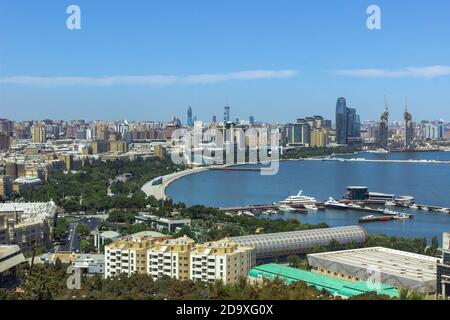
(147, 236), (195, 281)
(190, 238), (254, 284)
(104, 236), (154, 278)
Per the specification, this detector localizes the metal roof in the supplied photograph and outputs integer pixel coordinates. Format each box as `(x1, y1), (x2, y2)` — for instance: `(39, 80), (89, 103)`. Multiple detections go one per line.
(248, 263), (399, 298)
(231, 226), (368, 259)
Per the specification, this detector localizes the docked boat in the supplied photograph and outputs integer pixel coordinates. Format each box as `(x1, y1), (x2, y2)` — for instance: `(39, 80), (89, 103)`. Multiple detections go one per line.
(385, 201), (396, 206)
(359, 215), (394, 223)
(325, 198), (349, 209)
(278, 204), (296, 212)
(393, 213), (413, 220)
(409, 204), (419, 210)
(280, 190), (317, 205)
(421, 206), (429, 211)
(304, 204), (319, 211)
(347, 203), (362, 209)
(369, 148), (389, 154)
(383, 209), (403, 216)
(437, 208), (449, 213)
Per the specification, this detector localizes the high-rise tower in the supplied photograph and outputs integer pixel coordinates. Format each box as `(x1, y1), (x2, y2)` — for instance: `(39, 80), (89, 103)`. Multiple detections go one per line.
(335, 97), (347, 144)
(404, 98), (414, 149)
(187, 106), (194, 127)
(379, 96), (389, 149)
(224, 105), (230, 122)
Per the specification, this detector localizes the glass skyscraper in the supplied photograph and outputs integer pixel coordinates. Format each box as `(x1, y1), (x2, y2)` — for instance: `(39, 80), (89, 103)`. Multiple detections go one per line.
(335, 97), (347, 145)
(187, 106), (194, 127)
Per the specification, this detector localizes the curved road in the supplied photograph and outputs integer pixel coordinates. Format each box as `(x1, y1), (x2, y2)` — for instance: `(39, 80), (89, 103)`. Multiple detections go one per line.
(141, 167), (209, 200)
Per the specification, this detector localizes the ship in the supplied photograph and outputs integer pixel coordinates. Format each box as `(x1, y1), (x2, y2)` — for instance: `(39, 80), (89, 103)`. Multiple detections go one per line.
(324, 198), (349, 209)
(278, 204), (297, 212)
(304, 204), (319, 211)
(359, 215), (394, 223)
(279, 190), (317, 205)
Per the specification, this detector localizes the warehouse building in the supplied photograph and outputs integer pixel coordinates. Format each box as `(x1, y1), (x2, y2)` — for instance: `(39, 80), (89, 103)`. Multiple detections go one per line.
(248, 263), (399, 299)
(308, 247), (439, 294)
(231, 226), (367, 263)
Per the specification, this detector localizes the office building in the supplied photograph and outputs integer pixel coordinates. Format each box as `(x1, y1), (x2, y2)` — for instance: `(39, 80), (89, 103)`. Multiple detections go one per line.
(231, 226), (367, 263)
(187, 106), (194, 128)
(224, 105), (231, 122)
(308, 247), (439, 294)
(190, 238), (254, 284)
(284, 121), (311, 146)
(379, 105), (389, 148)
(335, 97), (348, 144)
(404, 107), (414, 149)
(147, 236), (195, 281)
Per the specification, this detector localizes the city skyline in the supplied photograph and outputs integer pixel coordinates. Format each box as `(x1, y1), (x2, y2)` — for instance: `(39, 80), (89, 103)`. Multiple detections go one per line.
(1, 1), (450, 121)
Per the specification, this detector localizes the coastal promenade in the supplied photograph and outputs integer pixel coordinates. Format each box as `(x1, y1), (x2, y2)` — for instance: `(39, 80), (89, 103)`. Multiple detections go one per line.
(141, 167), (209, 200)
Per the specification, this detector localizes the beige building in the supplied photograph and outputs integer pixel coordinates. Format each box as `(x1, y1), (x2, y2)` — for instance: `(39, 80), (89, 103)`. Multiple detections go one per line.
(147, 236), (195, 281)
(109, 140), (129, 153)
(0, 201), (57, 254)
(31, 124), (46, 143)
(190, 238), (254, 284)
(311, 128), (329, 147)
(104, 236), (154, 278)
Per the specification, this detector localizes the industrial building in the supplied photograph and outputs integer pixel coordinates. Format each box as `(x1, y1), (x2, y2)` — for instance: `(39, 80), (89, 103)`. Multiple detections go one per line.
(248, 263), (399, 299)
(307, 247), (439, 294)
(231, 226), (368, 262)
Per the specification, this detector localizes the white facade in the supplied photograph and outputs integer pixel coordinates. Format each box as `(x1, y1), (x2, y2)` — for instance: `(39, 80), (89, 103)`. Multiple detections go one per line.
(104, 246), (138, 278)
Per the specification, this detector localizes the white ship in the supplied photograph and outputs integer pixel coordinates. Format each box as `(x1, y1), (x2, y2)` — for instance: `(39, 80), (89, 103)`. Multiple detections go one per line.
(368, 148), (389, 154)
(304, 204), (319, 211)
(278, 204), (296, 212)
(385, 201), (396, 206)
(280, 190), (317, 205)
(324, 198), (349, 209)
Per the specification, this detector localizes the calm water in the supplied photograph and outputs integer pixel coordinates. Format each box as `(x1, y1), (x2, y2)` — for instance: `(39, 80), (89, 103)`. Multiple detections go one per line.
(167, 152), (450, 243)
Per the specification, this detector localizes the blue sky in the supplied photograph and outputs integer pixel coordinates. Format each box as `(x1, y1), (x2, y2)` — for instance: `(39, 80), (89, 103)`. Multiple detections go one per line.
(1, 0), (450, 122)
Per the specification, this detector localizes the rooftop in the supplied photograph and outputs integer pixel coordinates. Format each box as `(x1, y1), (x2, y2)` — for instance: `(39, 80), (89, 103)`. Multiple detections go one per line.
(308, 247), (438, 282)
(248, 263), (399, 298)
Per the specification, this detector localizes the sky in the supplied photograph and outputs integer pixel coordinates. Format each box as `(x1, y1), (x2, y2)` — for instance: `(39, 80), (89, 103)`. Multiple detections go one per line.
(1, 0), (450, 123)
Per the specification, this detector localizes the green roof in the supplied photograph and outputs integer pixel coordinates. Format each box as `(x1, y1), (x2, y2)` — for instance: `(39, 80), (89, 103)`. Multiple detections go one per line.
(248, 263), (399, 298)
